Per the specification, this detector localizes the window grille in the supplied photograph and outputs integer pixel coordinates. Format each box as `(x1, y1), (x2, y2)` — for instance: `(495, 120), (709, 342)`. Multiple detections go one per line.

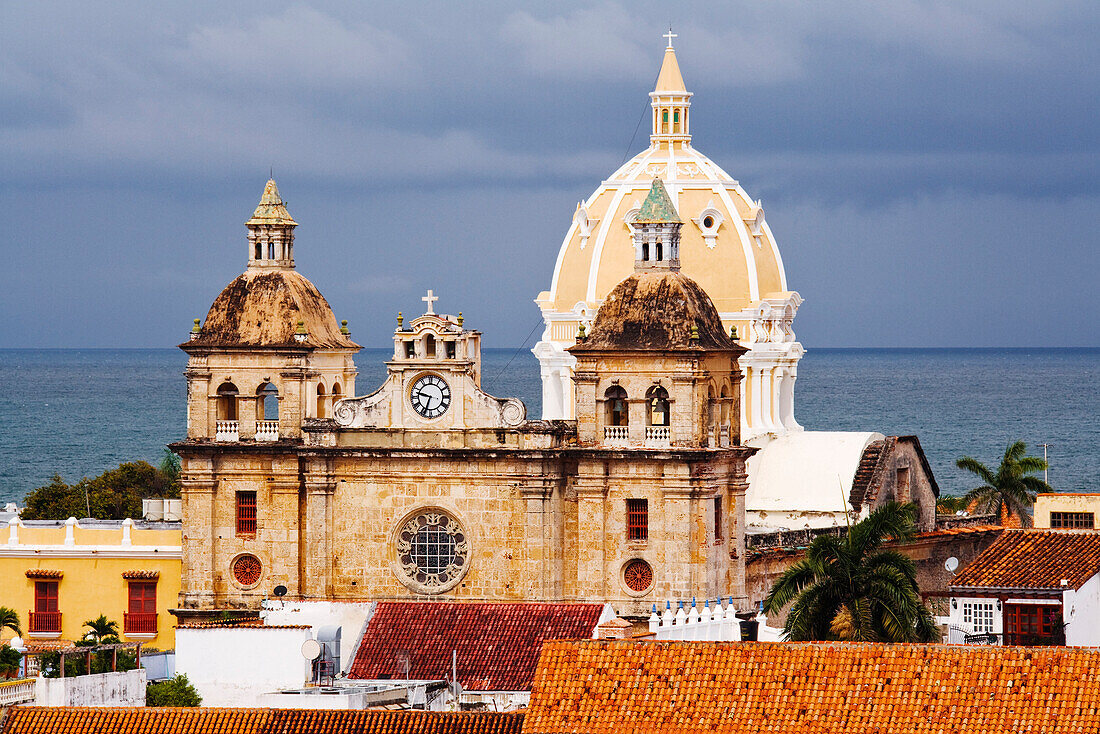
(236, 491), (257, 535)
(962, 601), (995, 633)
(1050, 511), (1095, 529)
(714, 496), (723, 540)
(627, 499), (648, 542)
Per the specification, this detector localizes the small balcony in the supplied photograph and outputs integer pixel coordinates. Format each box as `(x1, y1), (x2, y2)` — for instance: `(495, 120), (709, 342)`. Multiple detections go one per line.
(28, 611), (62, 637)
(123, 612), (158, 637)
(645, 425), (671, 447)
(255, 420), (280, 442)
(215, 420), (239, 442)
(604, 425), (629, 446)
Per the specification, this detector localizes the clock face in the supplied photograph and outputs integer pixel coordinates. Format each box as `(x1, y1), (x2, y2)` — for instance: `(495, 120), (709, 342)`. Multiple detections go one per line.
(410, 374), (451, 419)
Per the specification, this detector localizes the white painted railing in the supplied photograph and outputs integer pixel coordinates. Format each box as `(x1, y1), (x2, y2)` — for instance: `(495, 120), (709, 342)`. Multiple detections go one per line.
(215, 420), (240, 442)
(648, 599), (741, 641)
(0, 678), (36, 706)
(604, 426), (628, 445)
(645, 425), (671, 447)
(255, 421), (279, 441)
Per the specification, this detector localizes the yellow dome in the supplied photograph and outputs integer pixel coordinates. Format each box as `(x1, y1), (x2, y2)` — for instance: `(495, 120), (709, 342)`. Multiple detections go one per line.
(539, 46), (789, 321)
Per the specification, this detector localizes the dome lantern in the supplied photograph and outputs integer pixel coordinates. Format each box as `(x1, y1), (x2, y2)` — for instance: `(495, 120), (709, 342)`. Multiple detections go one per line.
(650, 33), (692, 148)
(633, 178), (682, 271)
(246, 179), (298, 270)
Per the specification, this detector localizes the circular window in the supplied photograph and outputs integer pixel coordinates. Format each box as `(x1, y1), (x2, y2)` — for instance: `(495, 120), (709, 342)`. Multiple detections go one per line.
(394, 510), (470, 594)
(232, 554), (262, 587)
(623, 559), (654, 594)
(702, 215), (715, 229)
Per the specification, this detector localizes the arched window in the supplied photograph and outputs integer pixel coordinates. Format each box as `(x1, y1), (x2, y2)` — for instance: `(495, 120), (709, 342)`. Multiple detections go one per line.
(254, 242), (262, 260)
(662, 109), (669, 133)
(425, 334), (436, 358)
(267, 242), (275, 259)
(646, 386), (670, 427)
(641, 239), (650, 261)
(216, 382), (239, 421)
(673, 108), (681, 132)
(655, 238), (663, 261)
(708, 385), (717, 437)
(331, 382), (341, 398)
(256, 382), (278, 421)
(605, 386), (628, 427)
(316, 383), (327, 419)
(720, 385), (730, 429)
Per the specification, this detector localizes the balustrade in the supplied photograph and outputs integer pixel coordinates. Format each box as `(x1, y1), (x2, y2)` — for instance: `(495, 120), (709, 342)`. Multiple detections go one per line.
(215, 420), (240, 442)
(0, 679), (36, 706)
(644, 425), (670, 447)
(28, 611), (62, 635)
(604, 425), (629, 445)
(123, 612), (158, 636)
(255, 420), (279, 441)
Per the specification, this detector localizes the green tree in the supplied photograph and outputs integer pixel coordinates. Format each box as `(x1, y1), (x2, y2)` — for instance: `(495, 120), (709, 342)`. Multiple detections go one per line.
(146, 673), (202, 707)
(0, 607), (22, 637)
(763, 502), (938, 643)
(83, 614), (119, 643)
(21, 458), (181, 521)
(957, 441), (1050, 527)
(0, 645), (22, 678)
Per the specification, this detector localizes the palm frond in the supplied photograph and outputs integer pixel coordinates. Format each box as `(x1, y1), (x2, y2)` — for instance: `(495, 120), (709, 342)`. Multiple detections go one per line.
(956, 456), (997, 486)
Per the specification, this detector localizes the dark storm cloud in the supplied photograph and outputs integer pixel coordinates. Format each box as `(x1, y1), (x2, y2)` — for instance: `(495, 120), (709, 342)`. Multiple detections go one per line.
(0, 1), (1097, 348)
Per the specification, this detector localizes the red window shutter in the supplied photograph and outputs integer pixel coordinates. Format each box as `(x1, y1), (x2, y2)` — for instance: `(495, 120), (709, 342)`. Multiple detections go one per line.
(237, 491), (257, 535)
(129, 582), (156, 614)
(35, 581), (58, 613)
(627, 499), (648, 542)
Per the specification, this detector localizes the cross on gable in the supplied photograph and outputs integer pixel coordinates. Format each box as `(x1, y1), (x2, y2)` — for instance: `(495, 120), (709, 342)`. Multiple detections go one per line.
(422, 289), (439, 315)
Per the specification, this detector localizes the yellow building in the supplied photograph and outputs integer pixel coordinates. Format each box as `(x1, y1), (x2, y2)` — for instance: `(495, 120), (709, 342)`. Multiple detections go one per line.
(0, 517), (181, 650)
(1034, 494), (1100, 529)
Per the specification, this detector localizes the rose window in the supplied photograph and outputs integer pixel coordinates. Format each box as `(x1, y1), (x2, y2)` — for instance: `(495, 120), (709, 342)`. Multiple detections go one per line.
(395, 510), (469, 592)
(623, 559), (653, 593)
(233, 554), (262, 586)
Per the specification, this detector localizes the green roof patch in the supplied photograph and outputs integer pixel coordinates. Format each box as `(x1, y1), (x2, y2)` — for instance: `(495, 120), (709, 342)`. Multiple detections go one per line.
(635, 178), (681, 223)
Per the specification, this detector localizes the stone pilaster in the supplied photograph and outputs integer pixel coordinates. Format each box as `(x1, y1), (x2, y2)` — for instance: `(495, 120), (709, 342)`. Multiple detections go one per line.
(301, 459), (335, 599)
(574, 464), (608, 600)
(179, 459), (216, 608)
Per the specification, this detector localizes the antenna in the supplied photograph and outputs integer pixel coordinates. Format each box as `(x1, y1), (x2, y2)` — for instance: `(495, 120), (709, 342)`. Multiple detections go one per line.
(1039, 443), (1052, 485)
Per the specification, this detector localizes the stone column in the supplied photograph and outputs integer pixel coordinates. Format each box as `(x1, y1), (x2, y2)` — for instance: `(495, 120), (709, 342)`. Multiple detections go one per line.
(574, 464), (608, 601)
(660, 477), (694, 600)
(301, 459), (335, 599)
(184, 366), (211, 439)
(239, 396), (257, 440)
(726, 461), (750, 606)
(280, 367), (306, 439)
(179, 459), (216, 609)
(520, 479), (560, 601)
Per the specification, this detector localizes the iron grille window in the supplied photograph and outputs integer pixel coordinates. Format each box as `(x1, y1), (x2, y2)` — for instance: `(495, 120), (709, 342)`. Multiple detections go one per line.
(714, 496), (723, 540)
(236, 491), (257, 535)
(1050, 511), (1095, 529)
(627, 499), (648, 542)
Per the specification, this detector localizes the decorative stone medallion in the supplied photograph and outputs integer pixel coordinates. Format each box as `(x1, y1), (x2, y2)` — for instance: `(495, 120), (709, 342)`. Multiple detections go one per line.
(232, 553), (262, 587)
(622, 558), (654, 595)
(393, 509), (469, 594)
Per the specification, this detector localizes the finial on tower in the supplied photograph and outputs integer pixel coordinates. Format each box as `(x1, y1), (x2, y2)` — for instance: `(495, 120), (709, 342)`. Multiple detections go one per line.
(663, 27), (677, 48)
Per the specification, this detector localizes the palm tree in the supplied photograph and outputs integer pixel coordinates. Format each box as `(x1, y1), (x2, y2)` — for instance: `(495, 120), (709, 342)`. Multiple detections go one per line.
(763, 502), (938, 643)
(0, 607), (21, 638)
(957, 441), (1050, 527)
(83, 615), (119, 643)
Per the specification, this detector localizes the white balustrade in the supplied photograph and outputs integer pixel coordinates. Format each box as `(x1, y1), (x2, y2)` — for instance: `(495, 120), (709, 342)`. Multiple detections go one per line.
(215, 420), (240, 442)
(255, 420), (280, 441)
(604, 425), (629, 445)
(649, 599), (742, 641)
(0, 678), (36, 706)
(645, 425), (671, 447)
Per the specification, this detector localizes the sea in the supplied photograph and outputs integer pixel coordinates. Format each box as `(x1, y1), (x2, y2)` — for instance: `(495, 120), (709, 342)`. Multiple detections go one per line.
(0, 348), (1096, 506)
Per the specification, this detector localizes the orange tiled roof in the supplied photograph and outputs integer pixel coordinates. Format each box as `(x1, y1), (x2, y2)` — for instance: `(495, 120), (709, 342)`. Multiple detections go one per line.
(121, 570), (160, 580)
(348, 601), (603, 690)
(0, 708), (525, 734)
(526, 640), (1100, 734)
(951, 528), (1100, 590)
(24, 569), (63, 579)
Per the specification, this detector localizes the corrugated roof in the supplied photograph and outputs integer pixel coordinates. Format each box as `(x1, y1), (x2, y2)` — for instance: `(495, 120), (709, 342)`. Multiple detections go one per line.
(347, 601), (603, 691)
(951, 528), (1100, 590)
(0, 708), (524, 734)
(526, 640), (1100, 734)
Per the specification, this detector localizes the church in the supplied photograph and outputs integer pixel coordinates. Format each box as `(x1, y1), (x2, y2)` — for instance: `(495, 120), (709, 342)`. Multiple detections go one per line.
(172, 39), (938, 621)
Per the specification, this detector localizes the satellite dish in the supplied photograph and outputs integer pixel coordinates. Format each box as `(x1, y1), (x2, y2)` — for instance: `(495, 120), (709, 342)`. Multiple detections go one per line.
(301, 639), (322, 661)
(944, 557), (959, 572)
(273, 585), (288, 597)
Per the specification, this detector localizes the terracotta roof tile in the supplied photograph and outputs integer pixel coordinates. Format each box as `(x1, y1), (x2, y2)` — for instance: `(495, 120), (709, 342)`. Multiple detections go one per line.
(24, 569), (63, 579)
(348, 601), (603, 690)
(1, 708), (524, 734)
(121, 570), (160, 580)
(951, 528), (1100, 590)
(526, 640), (1100, 734)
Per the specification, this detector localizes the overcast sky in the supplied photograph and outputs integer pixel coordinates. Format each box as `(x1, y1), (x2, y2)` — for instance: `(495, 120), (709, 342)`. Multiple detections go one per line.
(2, 1), (1097, 349)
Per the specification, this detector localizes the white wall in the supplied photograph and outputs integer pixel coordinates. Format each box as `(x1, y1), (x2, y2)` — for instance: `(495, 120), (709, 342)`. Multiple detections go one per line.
(260, 600), (374, 675)
(176, 627), (312, 707)
(35, 668), (146, 707)
(1065, 573), (1100, 646)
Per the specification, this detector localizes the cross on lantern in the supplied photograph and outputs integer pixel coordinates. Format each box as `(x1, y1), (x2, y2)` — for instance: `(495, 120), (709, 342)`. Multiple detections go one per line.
(421, 289), (439, 315)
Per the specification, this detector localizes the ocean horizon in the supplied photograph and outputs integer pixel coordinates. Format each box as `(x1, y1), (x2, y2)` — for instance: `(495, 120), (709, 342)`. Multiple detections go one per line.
(1, 346), (1095, 506)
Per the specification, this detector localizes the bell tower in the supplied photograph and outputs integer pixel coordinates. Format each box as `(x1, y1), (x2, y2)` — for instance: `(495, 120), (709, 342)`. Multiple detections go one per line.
(246, 179), (297, 270)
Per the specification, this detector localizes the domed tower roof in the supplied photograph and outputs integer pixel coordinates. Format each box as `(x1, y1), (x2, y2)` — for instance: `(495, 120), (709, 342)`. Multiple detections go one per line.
(538, 41), (788, 319)
(185, 180), (358, 351)
(189, 268), (358, 350)
(573, 270), (734, 352)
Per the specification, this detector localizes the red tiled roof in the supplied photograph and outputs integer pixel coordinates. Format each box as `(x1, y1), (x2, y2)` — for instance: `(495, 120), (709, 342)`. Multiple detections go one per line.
(24, 569), (63, 579)
(121, 570), (161, 580)
(951, 528), (1100, 590)
(348, 602), (603, 691)
(0, 708), (524, 734)
(526, 640), (1100, 734)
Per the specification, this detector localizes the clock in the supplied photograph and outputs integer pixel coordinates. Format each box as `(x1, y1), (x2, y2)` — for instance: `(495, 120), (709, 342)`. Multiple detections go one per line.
(410, 374), (451, 419)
